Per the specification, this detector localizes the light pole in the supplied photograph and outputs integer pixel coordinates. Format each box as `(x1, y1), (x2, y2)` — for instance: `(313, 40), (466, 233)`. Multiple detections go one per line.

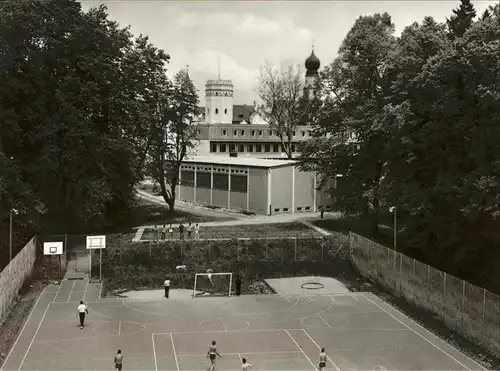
(9, 208), (19, 263)
(389, 206), (397, 269)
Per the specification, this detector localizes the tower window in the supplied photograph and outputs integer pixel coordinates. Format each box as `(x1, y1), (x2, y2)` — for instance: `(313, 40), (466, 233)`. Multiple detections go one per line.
(251, 130), (255, 136)
(292, 131), (296, 136)
(238, 144), (245, 152)
(241, 130), (245, 135)
(265, 144), (270, 152)
(270, 130), (274, 136)
(215, 108), (219, 114)
(233, 130), (237, 136)
(222, 129), (227, 136)
(301, 131), (306, 136)
(220, 144), (227, 152)
(258, 130), (263, 136)
(224, 109), (227, 114)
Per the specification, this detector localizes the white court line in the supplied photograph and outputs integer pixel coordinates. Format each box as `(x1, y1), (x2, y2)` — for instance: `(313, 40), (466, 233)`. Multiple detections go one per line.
(118, 321), (121, 336)
(98, 282), (103, 300)
(18, 302), (51, 371)
(0, 287), (46, 371)
(180, 350), (302, 357)
(83, 279), (89, 301)
(151, 333), (158, 371)
(220, 318), (228, 331)
(350, 293), (359, 301)
(306, 296), (314, 302)
(285, 330), (317, 371)
(52, 281), (63, 303)
(155, 328), (304, 336)
(363, 294), (486, 371)
(170, 333), (180, 371)
(302, 329), (341, 371)
(318, 315), (332, 329)
(66, 281), (76, 303)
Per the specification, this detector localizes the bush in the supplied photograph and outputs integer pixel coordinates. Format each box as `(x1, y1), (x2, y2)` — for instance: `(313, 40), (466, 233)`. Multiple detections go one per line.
(95, 236), (350, 295)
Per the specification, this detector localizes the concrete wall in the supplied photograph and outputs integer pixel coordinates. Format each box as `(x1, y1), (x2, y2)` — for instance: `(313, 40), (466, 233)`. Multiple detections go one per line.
(248, 168), (268, 214)
(196, 187), (211, 205)
(294, 168), (315, 213)
(212, 189), (228, 208)
(230, 191), (247, 211)
(270, 166), (293, 213)
(0, 237), (37, 323)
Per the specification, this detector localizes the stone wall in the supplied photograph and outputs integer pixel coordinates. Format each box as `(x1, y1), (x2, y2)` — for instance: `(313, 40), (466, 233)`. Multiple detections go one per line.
(0, 237), (37, 323)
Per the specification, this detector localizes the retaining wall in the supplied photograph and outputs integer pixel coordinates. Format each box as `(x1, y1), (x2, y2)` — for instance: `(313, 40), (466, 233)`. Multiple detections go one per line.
(0, 237), (37, 323)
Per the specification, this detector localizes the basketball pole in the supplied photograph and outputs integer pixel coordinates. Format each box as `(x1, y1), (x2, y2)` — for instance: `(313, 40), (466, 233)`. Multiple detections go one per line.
(99, 248), (102, 282)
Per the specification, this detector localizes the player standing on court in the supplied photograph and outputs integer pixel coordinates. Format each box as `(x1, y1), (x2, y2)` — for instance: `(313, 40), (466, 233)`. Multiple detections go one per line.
(77, 300), (88, 329)
(207, 340), (221, 371)
(114, 349), (123, 370)
(164, 277), (171, 298)
(241, 357), (252, 370)
(318, 347), (327, 371)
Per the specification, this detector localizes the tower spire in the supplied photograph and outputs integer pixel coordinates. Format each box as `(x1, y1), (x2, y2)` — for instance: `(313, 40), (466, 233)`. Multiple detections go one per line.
(218, 54), (221, 79)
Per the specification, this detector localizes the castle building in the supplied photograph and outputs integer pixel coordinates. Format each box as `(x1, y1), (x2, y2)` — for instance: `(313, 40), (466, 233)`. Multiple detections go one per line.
(176, 49), (333, 215)
(192, 49), (321, 159)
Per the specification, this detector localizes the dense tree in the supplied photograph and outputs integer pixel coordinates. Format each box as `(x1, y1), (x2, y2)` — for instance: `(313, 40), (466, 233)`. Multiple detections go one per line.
(256, 63), (309, 159)
(301, 13), (397, 231)
(149, 69), (199, 211)
(446, 0), (477, 39)
(0, 0), (171, 232)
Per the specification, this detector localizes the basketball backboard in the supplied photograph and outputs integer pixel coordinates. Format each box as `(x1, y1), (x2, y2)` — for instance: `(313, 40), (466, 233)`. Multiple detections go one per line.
(43, 242), (63, 256)
(86, 235), (106, 249)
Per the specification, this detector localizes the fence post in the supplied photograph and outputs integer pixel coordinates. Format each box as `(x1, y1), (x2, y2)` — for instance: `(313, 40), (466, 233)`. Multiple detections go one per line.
(461, 280), (465, 328)
(482, 289), (486, 339)
(294, 237), (297, 261)
(321, 238), (324, 263)
(443, 272), (447, 296)
(427, 264), (430, 287)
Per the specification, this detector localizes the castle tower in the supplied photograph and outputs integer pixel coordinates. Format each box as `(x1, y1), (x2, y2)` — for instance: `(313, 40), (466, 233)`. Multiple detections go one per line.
(205, 79), (234, 124)
(304, 48), (320, 100)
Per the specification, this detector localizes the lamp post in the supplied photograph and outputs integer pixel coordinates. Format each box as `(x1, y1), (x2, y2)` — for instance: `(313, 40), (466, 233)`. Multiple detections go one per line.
(9, 208), (18, 263)
(389, 206), (397, 268)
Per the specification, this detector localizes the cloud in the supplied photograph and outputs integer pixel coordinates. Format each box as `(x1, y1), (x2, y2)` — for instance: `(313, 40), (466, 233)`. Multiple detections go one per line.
(173, 11), (310, 40)
(236, 15), (282, 35)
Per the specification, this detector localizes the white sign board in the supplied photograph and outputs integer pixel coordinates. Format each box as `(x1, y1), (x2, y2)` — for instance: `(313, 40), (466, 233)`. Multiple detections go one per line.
(86, 235), (106, 249)
(43, 241), (63, 256)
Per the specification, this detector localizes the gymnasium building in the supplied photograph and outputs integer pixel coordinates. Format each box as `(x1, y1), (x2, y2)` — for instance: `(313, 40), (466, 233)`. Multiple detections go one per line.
(176, 48), (334, 215)
(177, 156), (332, 215)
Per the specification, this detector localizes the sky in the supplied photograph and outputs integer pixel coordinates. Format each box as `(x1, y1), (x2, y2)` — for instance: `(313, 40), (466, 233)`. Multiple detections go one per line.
(80, 0), (496, 106)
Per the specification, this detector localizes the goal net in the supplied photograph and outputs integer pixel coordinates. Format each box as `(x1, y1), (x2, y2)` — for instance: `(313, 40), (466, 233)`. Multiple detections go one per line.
(193, 272), (232, 297)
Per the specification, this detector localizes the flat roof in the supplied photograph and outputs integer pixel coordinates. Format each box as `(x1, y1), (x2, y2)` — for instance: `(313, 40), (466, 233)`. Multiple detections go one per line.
(183, 155), (298, 168)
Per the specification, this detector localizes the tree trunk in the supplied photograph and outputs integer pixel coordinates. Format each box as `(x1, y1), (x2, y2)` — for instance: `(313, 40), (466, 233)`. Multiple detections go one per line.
(168, 185), (176, 212)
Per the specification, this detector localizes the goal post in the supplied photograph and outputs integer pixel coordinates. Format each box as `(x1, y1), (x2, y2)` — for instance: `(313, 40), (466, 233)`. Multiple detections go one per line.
(193, 272), (232, 298)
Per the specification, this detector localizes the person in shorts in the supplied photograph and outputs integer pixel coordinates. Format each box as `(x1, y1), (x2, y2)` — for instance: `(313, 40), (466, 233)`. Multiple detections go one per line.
(77, 301), (88, 329)
(161, 224), (167, 240)
(207, 340), (221, 371)
(194, 223), (200, 239)
(319, 347), (327, 371)
(187, 222), (192, 238)
(114, 349), (123, 370)
(169, 224), (174, 238)
(179, 223), (184, 240)
(241, 357), (252, 370)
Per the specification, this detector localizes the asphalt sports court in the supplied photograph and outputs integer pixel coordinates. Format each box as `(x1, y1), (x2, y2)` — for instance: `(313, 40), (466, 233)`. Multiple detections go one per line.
(1, 279), (487, 371)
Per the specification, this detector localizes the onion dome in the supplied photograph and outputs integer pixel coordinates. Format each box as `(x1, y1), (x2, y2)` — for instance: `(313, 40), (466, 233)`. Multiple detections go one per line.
(305, 49), (320, 76)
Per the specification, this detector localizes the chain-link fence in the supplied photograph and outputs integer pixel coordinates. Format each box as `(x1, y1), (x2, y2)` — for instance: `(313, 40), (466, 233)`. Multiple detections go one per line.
(349, 231), (500, 358)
